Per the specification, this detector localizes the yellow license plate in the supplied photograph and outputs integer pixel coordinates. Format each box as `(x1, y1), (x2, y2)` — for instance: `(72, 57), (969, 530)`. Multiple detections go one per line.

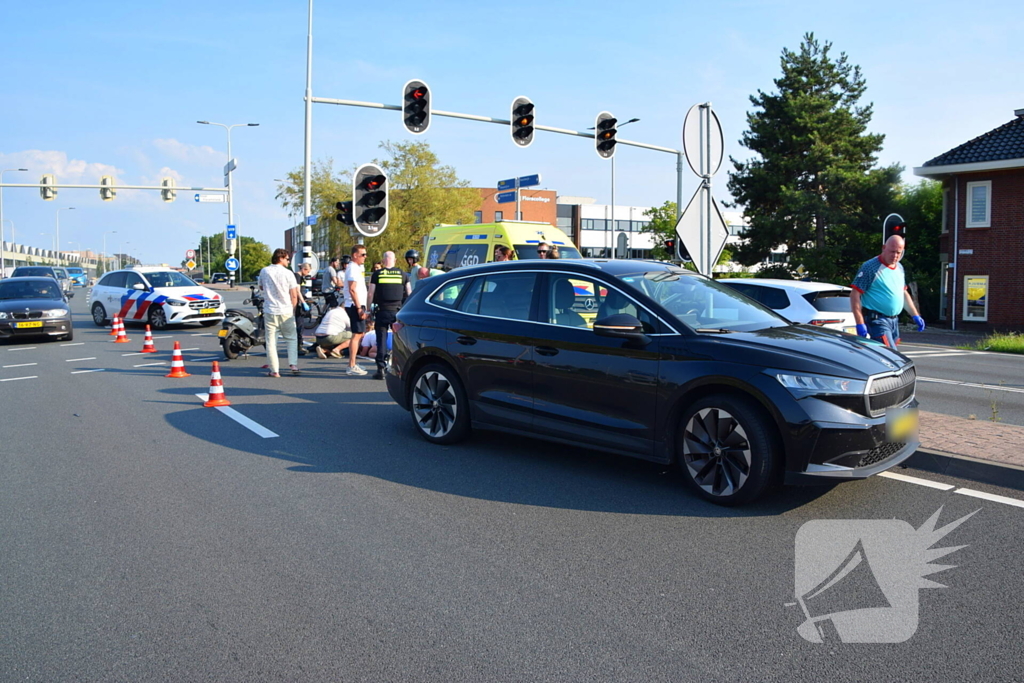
(886, 407), (919, 442)
(217, 328), (228, 337)
(15, 321), (44, 328)
(844, 326), (856, 334)
(200, 308), (217, 315)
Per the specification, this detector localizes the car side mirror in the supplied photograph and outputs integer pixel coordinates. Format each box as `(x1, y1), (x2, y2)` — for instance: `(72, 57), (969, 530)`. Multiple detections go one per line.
(132, 283), (146, 291)
(593, 313), (649, 344)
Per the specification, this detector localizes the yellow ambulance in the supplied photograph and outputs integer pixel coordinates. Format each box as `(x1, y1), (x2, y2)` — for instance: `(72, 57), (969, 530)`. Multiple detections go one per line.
(424, 221), (581, 271)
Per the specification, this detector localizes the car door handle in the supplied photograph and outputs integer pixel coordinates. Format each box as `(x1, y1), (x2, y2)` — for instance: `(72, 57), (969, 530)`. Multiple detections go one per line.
(455, 336), (477, 345)
(535, 346), (559, 356)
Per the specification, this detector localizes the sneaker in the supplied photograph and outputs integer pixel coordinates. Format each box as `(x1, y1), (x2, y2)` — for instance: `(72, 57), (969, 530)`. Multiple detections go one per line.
(346, 365), (368, 376)
(373, 370), (385, 380)
(316, 345), (327, 359)
(329, 349), (343, 358)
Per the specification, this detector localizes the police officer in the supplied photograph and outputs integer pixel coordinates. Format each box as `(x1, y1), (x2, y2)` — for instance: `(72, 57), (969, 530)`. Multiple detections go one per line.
(367, 250), (411, 380)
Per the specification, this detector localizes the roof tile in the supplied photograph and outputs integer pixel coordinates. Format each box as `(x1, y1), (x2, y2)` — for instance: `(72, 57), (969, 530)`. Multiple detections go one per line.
(922, 114), (1024, 167)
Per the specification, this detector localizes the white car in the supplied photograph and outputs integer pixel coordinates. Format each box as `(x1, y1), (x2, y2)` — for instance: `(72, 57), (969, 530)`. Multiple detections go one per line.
(89, 266), (226, 329)
(717, 279), (857, 333)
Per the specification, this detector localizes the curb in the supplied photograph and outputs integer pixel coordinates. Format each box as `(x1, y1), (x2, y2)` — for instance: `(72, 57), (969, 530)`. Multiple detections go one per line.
(903, 448), (1024, 493)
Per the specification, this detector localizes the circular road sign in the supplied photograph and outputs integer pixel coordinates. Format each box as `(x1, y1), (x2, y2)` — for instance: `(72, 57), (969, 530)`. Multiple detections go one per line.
(682, 104), (724, 177)
(224, 257), (240, 272)
(186, 249), (196, 260)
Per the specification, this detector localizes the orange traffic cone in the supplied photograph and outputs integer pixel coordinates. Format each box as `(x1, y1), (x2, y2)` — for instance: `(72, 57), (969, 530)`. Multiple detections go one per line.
(109, 315), (120, 335)
(165, 341), (191, 378)
(140, 325), (157, 353)
(203, 361), (231, 407)
(113, 318), (130, 343)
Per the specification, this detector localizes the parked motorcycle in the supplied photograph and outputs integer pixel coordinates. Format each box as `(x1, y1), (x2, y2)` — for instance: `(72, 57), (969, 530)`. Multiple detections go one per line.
(219, 285), (266, 360)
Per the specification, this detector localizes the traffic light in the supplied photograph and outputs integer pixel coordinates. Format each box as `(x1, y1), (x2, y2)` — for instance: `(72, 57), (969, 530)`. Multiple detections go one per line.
(664, 238), (676, 254)
(40, 174), (57, 201)
(353, 163), (388, 236)
(161, 177), (177, 202)
(511, 96), (535, 148)
(883, 213), (906, 243)
(402, 79), (431, 135)
(99, 175), (116, 201)
(595, 111), (617, 159)
(335, 200), (353, 226)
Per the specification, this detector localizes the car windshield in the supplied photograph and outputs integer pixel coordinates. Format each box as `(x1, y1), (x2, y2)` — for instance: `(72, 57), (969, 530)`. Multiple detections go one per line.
(515, 244), (583, 259)
(618, 270), (789, 332)
(14, 268), (52, 277)
(143, 271), (197, 288)
(0, 280), (63, 300)
(66, 268), (84, 275)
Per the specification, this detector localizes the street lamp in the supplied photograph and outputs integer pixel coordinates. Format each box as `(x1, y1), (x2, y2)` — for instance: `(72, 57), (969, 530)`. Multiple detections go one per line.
(103, 230), (117, 274)
(1, 167), (28, 276)
(197, 120), (259, 286)
(56, 206), (75, 266)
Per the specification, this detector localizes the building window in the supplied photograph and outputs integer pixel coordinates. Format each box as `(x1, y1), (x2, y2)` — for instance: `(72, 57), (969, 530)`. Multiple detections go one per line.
(474, 211), (483, 224)
(495, 211), (503, 222)
(963, 275), (989, 322)
(941, 189), (950, 234)
(965, 181), (991, 228)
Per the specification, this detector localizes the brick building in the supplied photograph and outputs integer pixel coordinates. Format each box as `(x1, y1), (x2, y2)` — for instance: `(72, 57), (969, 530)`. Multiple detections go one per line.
(474, 188), (557, 226)
(914, 108), (1024, 331)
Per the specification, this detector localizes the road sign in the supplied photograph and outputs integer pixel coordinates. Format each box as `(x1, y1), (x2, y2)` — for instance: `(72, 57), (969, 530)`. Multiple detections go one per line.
(517, 173), (541, 188)
(682, 104), (724, 177)
(497, 178), (516, 192)
(496, 191), (517, 204)
(306, 215), (317, 225)
(223, 159), (237, 175)
(224, 257), (239, 272)
(675, 184), (729, 275)
(226, 225), (237, 240)
(186, 259), (197, 270)
(185, 249), (196, 260)
(194, 193), (224, 203)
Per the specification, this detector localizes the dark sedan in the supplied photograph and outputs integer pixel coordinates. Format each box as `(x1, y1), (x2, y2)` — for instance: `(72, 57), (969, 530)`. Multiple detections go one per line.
(385, 259), (919, 505)
(0, 277), (74, 342)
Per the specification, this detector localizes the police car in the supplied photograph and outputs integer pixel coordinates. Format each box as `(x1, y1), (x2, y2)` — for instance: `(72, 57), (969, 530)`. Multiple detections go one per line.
(89, 265), (226, 330)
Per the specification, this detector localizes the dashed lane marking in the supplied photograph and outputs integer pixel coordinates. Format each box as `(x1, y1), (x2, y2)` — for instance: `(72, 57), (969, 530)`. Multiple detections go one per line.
(152, 336), (173, 339)
(191, 357), (220, 362)
(191, 333), (215, 336)
(180, 347), (200, 351)
(70, 369), (106, 374)
(903, 351), (990, 358)
(2, 363), (37, 368)
(0, 376), (37, 382)
(194, 393), (279, 438)
(133, 362), (166, 367)
(6, 347), (36, 351)
(877, 471), (956, 490)
(955, 488), (1024, 509)
(66, 357), (97, 362)
(918, 376), (1024, 394)
(60, 342), (85, 347)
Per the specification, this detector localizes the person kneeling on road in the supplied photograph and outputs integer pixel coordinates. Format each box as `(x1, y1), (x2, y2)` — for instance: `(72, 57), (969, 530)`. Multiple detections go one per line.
(312, 305), (353, 359)
(367, 250), (411, 380)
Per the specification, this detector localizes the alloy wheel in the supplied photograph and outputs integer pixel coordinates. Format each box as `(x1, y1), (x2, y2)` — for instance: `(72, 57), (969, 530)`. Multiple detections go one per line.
(682, 407), (753, 497)
(412, 370), (458, 439)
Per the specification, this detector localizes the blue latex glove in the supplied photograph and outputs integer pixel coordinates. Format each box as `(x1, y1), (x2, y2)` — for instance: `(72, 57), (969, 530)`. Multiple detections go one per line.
(302, 302), (310, 312)
(912, 315), (926, 332)
(855, 323), (869, 338)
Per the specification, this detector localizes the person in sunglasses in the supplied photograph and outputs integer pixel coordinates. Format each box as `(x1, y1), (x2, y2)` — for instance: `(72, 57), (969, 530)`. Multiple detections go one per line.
(536, 242), (551, 259)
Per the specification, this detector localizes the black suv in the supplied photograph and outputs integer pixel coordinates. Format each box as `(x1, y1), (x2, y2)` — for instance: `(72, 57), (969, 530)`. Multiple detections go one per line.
(385, 259), (919, 505)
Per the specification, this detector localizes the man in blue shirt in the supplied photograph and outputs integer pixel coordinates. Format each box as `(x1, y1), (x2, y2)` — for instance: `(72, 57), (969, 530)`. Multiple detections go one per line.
(850, 235), (925, 347)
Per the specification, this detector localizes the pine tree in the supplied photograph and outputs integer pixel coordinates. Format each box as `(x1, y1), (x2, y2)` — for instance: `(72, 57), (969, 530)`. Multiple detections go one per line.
(728, 33), (901, 282)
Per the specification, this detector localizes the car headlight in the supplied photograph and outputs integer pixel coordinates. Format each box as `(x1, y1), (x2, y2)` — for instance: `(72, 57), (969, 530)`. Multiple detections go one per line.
(167, 299), (187, 306)
(770, 371), (866, 397)
(43, 309), (69, 318)
(0, 312), (7, 319)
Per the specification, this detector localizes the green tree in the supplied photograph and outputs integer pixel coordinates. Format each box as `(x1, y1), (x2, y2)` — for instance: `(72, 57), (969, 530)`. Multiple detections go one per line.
(95, 258), (106, 277)
(727, 33), (901, 283)
(276, 140), (479, 266)
(640, 201), (678, 260)
(190, 233), (270, 283)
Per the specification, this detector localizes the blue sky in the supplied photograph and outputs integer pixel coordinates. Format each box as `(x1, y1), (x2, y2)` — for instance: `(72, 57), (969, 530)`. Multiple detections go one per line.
(2, 0), (1021, 265)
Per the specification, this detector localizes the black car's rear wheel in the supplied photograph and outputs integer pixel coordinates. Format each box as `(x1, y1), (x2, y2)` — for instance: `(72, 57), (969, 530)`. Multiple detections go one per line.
(677, 394), (779, 506)
(91, 303), (107, 327)
(410, 363), (470, 445)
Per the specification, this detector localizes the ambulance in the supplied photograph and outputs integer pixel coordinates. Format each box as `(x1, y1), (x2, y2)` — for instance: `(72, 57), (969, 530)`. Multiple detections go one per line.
(424, 221), (581, 271)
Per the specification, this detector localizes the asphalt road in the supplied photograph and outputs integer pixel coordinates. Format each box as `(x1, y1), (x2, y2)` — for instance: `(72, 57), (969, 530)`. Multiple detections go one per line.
(2, 292), (1023, 682)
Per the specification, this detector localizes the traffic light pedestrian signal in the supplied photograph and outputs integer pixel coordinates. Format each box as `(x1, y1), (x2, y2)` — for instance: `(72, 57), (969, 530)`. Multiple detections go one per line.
(595, 111), (617, 159)
(511, 97), (535, 148)
(883, 213), (906, 243)
(335, 200), (353, 226)
(353, 163), (388, 236)
(99, 175), (116, 201)
(402, 79), (431, 135)
(40, 174), (57, 201)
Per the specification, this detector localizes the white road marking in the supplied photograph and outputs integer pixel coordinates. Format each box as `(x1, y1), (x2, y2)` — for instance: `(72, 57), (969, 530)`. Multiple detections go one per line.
(878, 471), (956, 490)
(2, 363), (37, 368)
(180, 347), (200, 351)
(918, 376), (1024, 394)
(70, 369), (106, 374)
(6, 347), (36, 351)
(152, 336), (173, 339)
(60, 342), (86, 347)
(195, 393), (279, 438)
(191, 357), (220, 362)
(0, 376), (37, 382)
(65, 357), (97, 362)
(954, 488), (1024, 509)
(134, 362), (167, 367)
(904, 351), (988, 358)
(191, 333), (215, 336)
(120, 352), (149, 356)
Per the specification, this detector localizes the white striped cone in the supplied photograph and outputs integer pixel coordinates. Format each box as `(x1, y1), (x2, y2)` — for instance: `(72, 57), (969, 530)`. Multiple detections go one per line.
(140, 325), (157, 353)
(109, 316), (120, 335)
(165, 341), (191, 378)
(204, 361), (230, 406)
(113, 318), (130, 343)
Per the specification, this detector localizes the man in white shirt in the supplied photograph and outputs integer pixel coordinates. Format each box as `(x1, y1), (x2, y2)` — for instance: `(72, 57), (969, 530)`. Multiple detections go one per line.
(343, 244), (369, 375)
(312, 306), (353, 358)
(257, 248), (300, 377)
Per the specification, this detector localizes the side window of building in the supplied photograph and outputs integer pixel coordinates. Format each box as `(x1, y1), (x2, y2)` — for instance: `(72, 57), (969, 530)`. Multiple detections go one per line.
(966, 180), (991, 228)
(494, 211), (504, 222)
(473, 211), (483, 224)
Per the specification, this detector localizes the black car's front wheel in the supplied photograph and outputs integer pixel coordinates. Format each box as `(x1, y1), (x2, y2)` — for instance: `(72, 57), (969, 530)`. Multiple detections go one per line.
(409, 363), (470, 445)
(677, 394), (779, 506)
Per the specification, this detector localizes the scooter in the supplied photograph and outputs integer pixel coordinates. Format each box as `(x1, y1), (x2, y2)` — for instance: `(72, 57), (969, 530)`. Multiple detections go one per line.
(219, 285), (266, 360)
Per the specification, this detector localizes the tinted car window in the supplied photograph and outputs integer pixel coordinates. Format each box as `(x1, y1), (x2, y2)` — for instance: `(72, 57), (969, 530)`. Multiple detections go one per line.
(515, 244), (582, 259)
(143, 271), (195, 288)
(12, 267), (54, 278)
(124, 272), (145, 289)
(805, 290), (852, 313)
(100, 272), (127, 288)
(428, 278), (471, 310)
(545, 273), (658, 332)
(475, 272), (537, 321)
(756, 286), (790, 310)
(0, 280), (62, 299)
